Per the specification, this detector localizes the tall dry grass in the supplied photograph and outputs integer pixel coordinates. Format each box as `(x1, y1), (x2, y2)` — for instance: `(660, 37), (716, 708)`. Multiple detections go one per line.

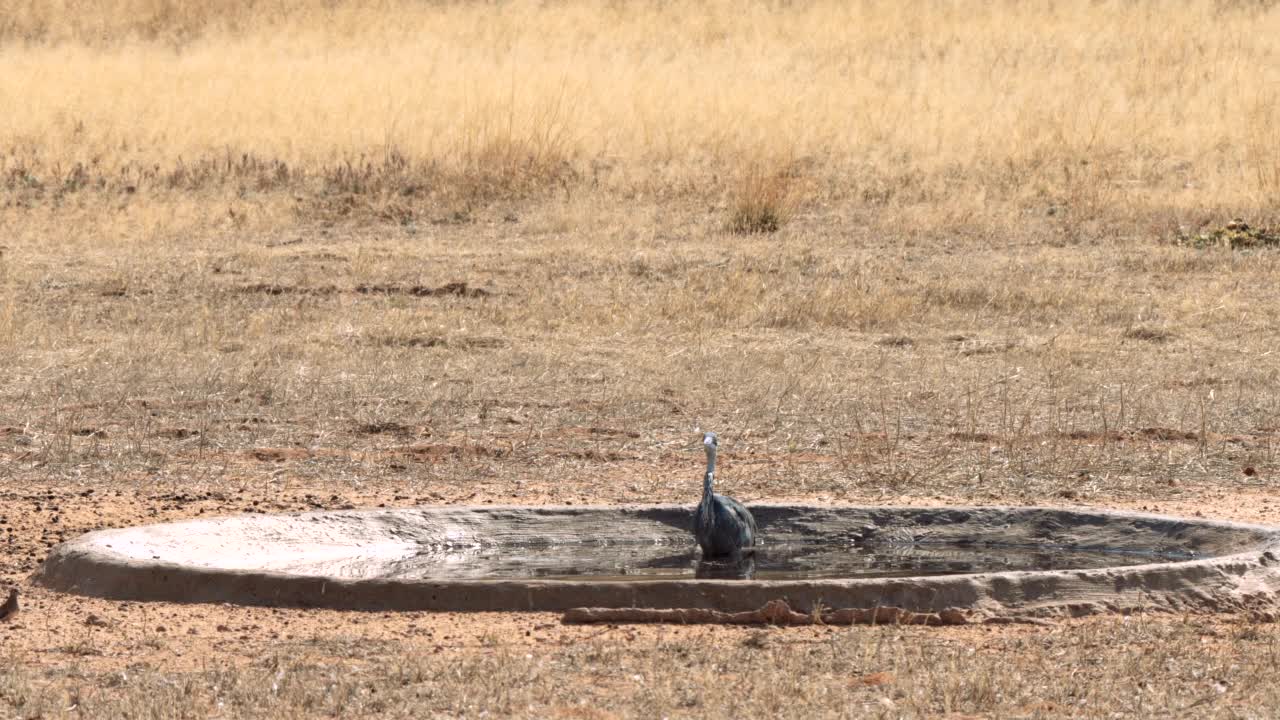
(3, 0), (1280, 219)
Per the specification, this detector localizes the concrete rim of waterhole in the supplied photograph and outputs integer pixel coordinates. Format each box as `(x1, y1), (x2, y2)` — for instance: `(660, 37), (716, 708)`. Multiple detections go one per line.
(34, 504), (1280, 619)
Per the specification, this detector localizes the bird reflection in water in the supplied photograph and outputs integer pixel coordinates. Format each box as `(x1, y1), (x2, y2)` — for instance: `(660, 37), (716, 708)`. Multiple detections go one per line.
(695, 554), (756, 579)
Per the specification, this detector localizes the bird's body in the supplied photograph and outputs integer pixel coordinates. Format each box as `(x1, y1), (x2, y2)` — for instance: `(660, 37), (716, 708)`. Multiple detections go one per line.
(693, 432), (757, 558)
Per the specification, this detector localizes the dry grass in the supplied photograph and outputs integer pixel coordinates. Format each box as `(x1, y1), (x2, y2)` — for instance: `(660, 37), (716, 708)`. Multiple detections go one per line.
(5, 1), (1280, 718)
(4, 0), (1280, 227)
(3, 211), (1277, 502)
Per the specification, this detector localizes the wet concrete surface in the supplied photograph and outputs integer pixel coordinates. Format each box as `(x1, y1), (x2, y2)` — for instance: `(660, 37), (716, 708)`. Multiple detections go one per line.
(392, 539), (1183, 582)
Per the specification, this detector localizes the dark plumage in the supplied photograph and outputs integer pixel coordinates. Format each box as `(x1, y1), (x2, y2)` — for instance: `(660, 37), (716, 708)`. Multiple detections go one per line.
(692, 431), (757, 558)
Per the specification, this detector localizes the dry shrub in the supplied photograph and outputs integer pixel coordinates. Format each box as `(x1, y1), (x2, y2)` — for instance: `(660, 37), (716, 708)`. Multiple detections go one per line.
(1123, 325), (1175, 343)
(1178, 219), (1280, 250)
(0, 295), (16, 346)
(727, 161), (799, 234)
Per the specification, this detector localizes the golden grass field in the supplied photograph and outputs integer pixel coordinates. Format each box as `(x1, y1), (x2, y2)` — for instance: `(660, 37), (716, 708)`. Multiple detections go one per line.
(4, 1), (1280, 717)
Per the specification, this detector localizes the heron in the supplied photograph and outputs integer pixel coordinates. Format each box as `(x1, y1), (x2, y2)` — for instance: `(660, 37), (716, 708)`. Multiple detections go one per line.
(693, 431), (758, 558)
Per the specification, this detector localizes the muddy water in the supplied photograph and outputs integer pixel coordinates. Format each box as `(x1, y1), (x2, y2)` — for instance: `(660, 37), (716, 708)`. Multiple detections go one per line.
(383, 541), (1190, 582)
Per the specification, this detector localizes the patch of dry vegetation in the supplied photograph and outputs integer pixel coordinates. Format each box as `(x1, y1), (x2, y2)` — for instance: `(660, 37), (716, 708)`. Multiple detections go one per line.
(727, 161), (800, 234)
(1179, 218), (1280, 249)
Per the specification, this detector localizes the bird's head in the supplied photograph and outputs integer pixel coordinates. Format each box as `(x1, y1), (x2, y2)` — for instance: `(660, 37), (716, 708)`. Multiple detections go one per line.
(702, 431), (718, 453)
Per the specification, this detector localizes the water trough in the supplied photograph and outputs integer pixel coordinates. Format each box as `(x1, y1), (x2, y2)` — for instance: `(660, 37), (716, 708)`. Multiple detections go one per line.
(36, 505), (1280, 619)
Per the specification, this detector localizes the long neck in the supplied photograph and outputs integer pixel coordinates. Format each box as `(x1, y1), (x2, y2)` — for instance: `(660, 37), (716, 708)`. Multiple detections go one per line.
(697, 448), (718, 531)
(701, 447), (717, 500)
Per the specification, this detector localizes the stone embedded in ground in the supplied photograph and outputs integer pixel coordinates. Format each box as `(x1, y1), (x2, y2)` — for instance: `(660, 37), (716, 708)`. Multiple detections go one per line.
(34, 505), (1280, 619)
(0, 588), (18, 621)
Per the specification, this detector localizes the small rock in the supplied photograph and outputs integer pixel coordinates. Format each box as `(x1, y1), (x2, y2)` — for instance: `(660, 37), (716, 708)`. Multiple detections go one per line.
(0, 589), (17, 621)
(855, 671), (895, 687)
